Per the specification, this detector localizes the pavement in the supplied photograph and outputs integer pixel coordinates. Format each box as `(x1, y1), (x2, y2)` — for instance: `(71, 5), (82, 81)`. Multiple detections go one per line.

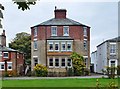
(1, 74), (107, 80)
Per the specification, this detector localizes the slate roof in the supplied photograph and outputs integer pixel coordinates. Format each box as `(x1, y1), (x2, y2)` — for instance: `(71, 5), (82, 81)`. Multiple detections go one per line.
(97, 36), (120, 47)
(106, 36), (120, 42)
(32, 18), (89, 27)
(0, 45), (17, 52)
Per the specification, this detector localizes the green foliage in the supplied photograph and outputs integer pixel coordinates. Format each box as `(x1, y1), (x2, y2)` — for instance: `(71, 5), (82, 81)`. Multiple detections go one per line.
(34, 64), (48, 77)
(12, 0), (37, 11)
(9, 32), (31, 65)
(117, 65), (120, 75)
(66, 67), (74, 76)
(70, 52), (85, 76)
(102, 66), (117, 79)
(96, 79), (118, 89)
(108, 82), (118, 89)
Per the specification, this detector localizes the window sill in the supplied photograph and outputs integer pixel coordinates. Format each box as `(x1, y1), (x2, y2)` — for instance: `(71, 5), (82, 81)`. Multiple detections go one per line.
(63, 35), (69, 36)
(3, 57), (9, 59)
(34, 49), (38, 51)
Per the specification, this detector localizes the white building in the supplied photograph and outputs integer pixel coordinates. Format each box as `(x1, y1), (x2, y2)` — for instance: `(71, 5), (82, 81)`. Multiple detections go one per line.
(91, 51), (97, 73)
(91, 37), (119, 74)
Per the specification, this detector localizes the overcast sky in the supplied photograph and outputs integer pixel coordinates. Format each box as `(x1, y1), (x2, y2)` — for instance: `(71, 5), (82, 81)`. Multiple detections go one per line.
(1, 0), (118, 53)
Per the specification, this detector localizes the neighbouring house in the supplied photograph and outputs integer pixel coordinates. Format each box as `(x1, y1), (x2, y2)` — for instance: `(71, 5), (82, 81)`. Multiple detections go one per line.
(0, 6), (25, 76)
(91, 51), (97, 73)
(91, 36), (119, 74)
(0, 45), (24, 76)
(31, 8), (90, 76)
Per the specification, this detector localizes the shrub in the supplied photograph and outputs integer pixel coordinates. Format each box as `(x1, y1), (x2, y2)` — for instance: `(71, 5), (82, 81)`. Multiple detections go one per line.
(84, 68), (90, 76)
(66, 68), (74, 76)
(102, 66), (117, 79)
(117, 65), (120, 75)
(34, 64), (48, 77)
(70, 52), (85, 76)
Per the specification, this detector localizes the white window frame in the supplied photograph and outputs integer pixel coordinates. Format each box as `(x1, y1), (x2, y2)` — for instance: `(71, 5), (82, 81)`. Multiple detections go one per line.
(7, 62), (12, 71)
(34, 27), (38, 37)
(48, 42), (54, 51)
(0, 52), (2, 57)
(83, 27), (87, 37)
(84, 39), (87, 50)
(33, 57), (39, 67)
(63, 26), (69, 36)
(61, 58), (66, 68)
(83, 56), (88, 67)
(3, 52), (9, 58)
(33, 39), (38, 50)
(61, 42), (66, 51)
(48, 58), (54, 68)
(0, 62), (5, 71)
(110, 43), (116, 55)
(55, 42), (59, 51)
(109, 59), (117, 67)
(67, 58), (72, 68)
(67, 42), (72, 51)
(109, 59), (118, 74)
(51, 26), (57, 36)
(55, 58), (59, 68)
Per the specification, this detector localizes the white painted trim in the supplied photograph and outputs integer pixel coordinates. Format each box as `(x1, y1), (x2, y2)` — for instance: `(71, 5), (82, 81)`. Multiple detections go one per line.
(63, 26), (69, 36)
(54, 42), (59, 51)
(61, 58), (66, 68)
(110, 42), (117, 44)
(48, 57), (54, 68)
(48, 42), (54, 51)
(51, 26), (57, 36)
(3, 52), (9, 58)
(33, 56), (38, 58)
(0, 61), (4, 63)
(83, 56), (88, 58)
(7, 62), (12, 71)
(67, 42), (72, 52)
(47, 40), (73, 42)
(33, 38), (37, 41)
(61, 42), (66, 51)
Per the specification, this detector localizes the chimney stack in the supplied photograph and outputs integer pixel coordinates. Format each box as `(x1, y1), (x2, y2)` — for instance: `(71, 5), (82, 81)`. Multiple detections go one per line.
(54, 8), (67, 19)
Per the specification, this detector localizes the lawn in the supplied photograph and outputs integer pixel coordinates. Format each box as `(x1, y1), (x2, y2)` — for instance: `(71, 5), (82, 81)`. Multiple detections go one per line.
(1, 78), (118, 88)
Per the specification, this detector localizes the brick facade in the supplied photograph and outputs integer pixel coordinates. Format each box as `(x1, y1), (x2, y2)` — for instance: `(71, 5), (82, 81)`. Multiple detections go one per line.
(31, 8), (90, 75)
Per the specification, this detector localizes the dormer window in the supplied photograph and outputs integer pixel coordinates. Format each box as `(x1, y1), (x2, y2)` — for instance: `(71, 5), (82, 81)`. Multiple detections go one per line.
(51, 26), (57, 36)
(83, 27), (87, 37)
(63, 26), (69, 36)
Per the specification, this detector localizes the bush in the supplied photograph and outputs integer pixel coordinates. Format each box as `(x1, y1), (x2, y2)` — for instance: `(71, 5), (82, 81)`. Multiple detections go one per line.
(102, 67), (117, 79)
(117, 65), (120, 75)
(66, 68), (74, 76)
(34, 64), (48, 77)
(70, 52), (85, 76)
(84, 68), (90, 76)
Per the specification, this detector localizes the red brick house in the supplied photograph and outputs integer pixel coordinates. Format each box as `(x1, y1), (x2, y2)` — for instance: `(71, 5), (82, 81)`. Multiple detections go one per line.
(0, 45), (24, 76)
(31, 8), (90, 75)
(0, 30), (24, 76)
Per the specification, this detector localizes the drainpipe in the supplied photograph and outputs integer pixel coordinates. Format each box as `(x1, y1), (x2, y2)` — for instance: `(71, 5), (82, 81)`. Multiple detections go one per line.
(45, 26), (47, 67)
(15, 51), (17, 76)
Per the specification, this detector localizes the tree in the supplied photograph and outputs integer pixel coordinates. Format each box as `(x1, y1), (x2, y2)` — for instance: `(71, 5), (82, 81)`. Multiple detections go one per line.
(70, 52), (85, 76)
(9, 32), (31, 65)
(12, 0), (37, 11)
